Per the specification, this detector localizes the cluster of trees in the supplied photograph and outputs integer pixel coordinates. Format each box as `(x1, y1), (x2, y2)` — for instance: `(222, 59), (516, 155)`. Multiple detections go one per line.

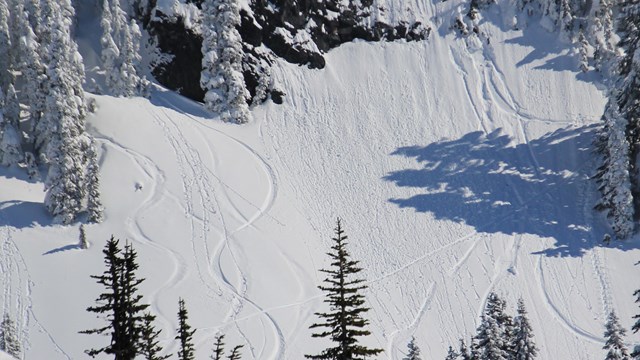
(100, 0), (149, 97)
(76, 222), (640, 359)
(0, 0), (102, 224)
(200, 0), (250, 124)
(81, 237), (244, 359)
(594, 0), (640, 239)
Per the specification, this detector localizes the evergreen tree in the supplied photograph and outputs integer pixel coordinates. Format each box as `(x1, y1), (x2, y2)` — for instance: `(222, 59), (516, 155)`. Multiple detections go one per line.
(595, 104), (635, 239)
(512, 298), (537, 360)
(139, 312), (170, 360)
(86, 139), (104, 223)
(603, 311), (631, 360)
(211, 334), (225, 360)
(227, 344), (243, 360)
(0, 0), (11, 90)
(0, 313), (20, 358)
(101, 0), (147, 97)
(405, 336), (422, 360)
(81, 237), (149, 359)
(79, 224), (89, 249)
(473, 293), (513, 360)
(459, 338), (473, 360)
(306, 218), (383, 360)
(176, 298), (196, 360)
(200, 0), (250, 124)
(445, 345), (459, 360)
(0, 85), (23, 166)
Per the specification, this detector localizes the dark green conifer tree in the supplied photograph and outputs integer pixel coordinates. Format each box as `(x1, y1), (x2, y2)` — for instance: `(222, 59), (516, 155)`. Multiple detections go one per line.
(81, 237), (149, 359)
(176, 298), (196, 360)
(227, 344), (243, 360)
(212, 334), (225, 360)
(306, 218), (383, 360)
(139, 311), (170, 360)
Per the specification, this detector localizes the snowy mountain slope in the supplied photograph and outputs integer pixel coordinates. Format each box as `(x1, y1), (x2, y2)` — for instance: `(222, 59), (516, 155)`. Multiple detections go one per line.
(0, 0), (639, 359)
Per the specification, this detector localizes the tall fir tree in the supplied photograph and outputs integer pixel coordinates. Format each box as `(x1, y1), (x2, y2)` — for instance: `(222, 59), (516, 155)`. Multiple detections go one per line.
(101, 0), (147, 97)
(473, 293), (513, 360)
(200, 0), (250, 124)
(82, 237), (149, 359)
(86, 139), (104, 223)
(405, 336), (422, 360)
(512, 298), (537, 360)
(176, 298), (196, 360)
(139, 312), (170, 360)
(596, 0), (640, 238)
(595, 104), (635, 239)
(603, 310), (631, 360)
(0, 84), (23, 166)
(0, 0), (11, 90)
(306, 218), (383, 360)
(0, 313), (20, 359)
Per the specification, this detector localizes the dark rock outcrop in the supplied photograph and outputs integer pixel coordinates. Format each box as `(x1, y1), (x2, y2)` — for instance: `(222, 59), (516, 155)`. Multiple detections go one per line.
(135, 0), (431, 104)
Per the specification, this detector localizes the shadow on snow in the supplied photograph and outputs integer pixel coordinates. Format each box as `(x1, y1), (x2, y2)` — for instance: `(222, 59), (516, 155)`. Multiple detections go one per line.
(383, 125), (631, 257)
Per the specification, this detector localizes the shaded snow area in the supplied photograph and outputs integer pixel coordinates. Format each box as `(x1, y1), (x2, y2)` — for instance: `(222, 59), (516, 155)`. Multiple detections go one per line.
(0, 0), (639, 358)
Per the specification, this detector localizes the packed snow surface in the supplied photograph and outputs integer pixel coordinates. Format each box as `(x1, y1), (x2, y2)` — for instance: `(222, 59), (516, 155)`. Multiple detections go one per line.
(0, 0), (639, 359)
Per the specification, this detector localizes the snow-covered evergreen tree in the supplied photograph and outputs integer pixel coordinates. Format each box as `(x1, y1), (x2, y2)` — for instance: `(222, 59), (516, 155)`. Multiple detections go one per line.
(459, 338), (472, 360)
(0, 0), (12, 90)
(405, 337), (422, 360)
(473, 293), (513, 360)
(0, 84), (23, 166)
(101, 0), (147, 97)
(200, 0), (250, 124)
(603, 310), (631, 360)
(445, 345), (459, 360)
(595, 104), (635, 239)
(512, 298), (537, 360)
(79, 224), (88, 249)
(86, 139), (104, 223)
(0, 313), (20, 359)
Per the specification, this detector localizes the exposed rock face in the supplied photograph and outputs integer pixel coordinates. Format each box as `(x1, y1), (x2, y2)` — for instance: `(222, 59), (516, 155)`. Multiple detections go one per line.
(135, 0), (431, 104)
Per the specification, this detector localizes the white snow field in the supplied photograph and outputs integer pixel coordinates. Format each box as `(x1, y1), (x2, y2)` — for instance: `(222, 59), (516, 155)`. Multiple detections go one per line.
(0, 0), (639, 358)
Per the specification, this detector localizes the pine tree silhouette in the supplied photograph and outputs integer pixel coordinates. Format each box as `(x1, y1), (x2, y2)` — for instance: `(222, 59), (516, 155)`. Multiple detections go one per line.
(139, 312), (170, 360)
(176, 298), (196, 360)
(81, 237), (149, 359)
(306, 218), (383, 360)
(212, 334), (225, 360)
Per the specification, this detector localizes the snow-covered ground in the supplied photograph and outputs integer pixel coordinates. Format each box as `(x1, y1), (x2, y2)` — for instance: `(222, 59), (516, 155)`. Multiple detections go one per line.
(0, 0), (638, 359)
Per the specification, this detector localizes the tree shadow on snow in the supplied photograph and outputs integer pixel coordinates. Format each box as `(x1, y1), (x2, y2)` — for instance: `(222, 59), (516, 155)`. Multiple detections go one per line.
(0, 200), (52, 229)
(383, 125), (630, 257)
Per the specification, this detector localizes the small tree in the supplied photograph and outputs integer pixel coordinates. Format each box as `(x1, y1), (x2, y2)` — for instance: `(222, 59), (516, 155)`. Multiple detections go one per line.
(459, 338), (473, 360)
(139, 312), (170, 360)
(603, 311), (631, 360)
(306, 218), (383, 359)
(176, 298), (196, 360)
(79, 224), (89, 249)
(405, 336), (422, 360)
(227, 344), (243, 360)
(0, 314), (20, 358)
(211, 334), (225, 360)
(445, 345), (459, 360)
(512, 298), (537, 360)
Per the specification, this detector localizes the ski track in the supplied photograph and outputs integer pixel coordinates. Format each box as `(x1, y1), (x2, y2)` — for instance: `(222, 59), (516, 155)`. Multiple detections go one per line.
(0, 225), (71, 359)
(144, 100), (291, 359)
(93, 134), (190, 337)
